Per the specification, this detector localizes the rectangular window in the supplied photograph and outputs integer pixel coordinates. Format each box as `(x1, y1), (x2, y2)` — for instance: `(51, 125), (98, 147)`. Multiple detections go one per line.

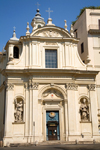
(76, 32), (78, 38)
(99, 20), (100, 30)
(45, 50), (57, 68)
(81, 43), (84, 53)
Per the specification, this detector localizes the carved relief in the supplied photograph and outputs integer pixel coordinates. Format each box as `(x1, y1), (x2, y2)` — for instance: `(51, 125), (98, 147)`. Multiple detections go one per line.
(6, 84), (14, 90)
(42, 89), (64, 99)
(96, 85), (100, 88)
(66, 83), (78, 91)
(79, 98), (89, 121)
(24, 83), (28, 89)
(28, 79), (39, 90)
(14, 99), (23, 122)
(87, 84), (95, 91)
(34, 30), (66, 38)
(29, 79), (32, 89)
(32, 82), (39, 90)
(46, 42), (57, 45)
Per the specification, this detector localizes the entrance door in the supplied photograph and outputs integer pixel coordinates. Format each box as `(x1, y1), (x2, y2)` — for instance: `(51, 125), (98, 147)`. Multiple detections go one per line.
(46, 111), (60, 140)
(48, 126), (57, 140)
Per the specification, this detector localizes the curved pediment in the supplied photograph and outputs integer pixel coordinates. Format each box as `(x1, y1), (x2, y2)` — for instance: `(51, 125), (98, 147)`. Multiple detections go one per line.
(42, 88), (64, 100)
(30, 26), (72, 38)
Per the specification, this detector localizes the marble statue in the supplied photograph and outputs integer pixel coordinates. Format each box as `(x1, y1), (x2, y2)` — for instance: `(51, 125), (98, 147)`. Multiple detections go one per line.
(14, 99), (23, 122)
(80, 98), (89, 121)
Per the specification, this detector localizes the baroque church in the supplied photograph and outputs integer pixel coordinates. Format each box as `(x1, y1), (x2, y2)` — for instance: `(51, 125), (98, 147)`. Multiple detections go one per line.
(0, 7), (100, 146)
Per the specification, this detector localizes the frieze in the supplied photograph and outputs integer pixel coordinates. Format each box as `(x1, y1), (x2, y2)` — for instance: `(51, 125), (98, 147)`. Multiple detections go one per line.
(66, 83), (78, 91)
(46, 42), (57, 45)
(87, 84), (95, 91)
(32, 75), (70, 78)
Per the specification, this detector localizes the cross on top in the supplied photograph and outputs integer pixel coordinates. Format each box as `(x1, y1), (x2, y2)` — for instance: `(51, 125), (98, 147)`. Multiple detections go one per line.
(46, 8), (53, 18)
(36, 2), (40, 9)
(13, 26), (16, 31)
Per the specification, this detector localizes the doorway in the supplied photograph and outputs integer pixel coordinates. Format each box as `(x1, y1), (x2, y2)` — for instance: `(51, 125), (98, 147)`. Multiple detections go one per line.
(46, 111), (60, 141)
(48, 122), (57, 140)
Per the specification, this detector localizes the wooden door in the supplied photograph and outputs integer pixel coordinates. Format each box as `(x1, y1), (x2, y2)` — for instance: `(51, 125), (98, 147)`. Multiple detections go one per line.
(48, 126), (57, 140)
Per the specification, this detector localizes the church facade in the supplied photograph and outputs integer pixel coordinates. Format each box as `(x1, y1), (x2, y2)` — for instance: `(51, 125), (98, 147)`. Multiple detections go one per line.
(0, 9), (100, 146)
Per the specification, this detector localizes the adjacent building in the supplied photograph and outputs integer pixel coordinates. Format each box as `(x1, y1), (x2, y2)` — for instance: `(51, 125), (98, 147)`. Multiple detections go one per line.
(73, 8), (100, 134)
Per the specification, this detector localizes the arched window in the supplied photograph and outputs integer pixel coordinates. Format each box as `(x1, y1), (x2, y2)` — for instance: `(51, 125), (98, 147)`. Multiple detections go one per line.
(13, 46), (19, 58)
(38, 24), (41, 28)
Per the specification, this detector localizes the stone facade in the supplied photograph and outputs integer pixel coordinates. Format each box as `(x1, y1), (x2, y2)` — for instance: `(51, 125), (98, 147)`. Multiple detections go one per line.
(0, 9), (100, 146)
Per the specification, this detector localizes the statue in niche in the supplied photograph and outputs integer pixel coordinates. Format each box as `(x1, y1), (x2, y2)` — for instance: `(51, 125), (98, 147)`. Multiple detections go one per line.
(14, 99), (23, 122)
(80, 98), (89, 121)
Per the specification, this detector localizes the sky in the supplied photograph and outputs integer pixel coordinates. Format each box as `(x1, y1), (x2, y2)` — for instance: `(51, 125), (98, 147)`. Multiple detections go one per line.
(0, 0), (100, 51)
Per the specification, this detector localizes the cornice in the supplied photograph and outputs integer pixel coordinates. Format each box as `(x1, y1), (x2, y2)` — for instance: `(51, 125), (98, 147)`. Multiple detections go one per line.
(1, 68), (98, 77)
(88, 29), (100, 34)
(20, 36), (79, 43)
(5, 40), (22, 50)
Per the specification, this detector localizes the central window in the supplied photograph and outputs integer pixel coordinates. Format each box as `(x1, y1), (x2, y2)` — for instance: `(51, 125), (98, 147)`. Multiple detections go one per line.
(45, 50), (57, 68)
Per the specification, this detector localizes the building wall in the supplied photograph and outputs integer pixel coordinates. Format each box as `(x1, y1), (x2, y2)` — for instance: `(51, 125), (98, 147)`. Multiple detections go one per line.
(73, 9), (100, 66)
(2, 72), (100, 146)
(73, 10), (88, 63)
(6, 40), (85, 70)
(0, 88), (5, 140)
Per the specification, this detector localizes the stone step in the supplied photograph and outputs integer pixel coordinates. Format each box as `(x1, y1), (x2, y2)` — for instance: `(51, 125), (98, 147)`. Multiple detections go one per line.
(38, 141), (76, 145)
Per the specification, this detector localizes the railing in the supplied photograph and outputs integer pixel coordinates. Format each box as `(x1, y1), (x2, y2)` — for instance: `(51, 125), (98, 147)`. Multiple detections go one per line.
(88, 25), (100, 30)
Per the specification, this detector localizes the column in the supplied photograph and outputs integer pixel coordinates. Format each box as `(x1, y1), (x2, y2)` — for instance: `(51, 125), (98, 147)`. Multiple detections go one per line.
(88, 84), (99, 136)
(4, 83), (14, 137)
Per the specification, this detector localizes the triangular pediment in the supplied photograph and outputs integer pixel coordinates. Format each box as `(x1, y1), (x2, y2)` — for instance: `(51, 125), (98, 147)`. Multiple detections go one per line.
(31, 26), (71, 38)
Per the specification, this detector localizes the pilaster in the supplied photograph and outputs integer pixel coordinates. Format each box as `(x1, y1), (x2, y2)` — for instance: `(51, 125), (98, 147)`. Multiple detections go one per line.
(4, 83), (14, 137)
(64, 99), (68, 141)
(66, 83), (78, 136)
(28, 79), (33, 137)
(88, 84), (99, 136)
(24, 83), (29, 137)
(32, 82), (39, 140)
(29, 42), (31, 66)
(96, 85), (100, 116)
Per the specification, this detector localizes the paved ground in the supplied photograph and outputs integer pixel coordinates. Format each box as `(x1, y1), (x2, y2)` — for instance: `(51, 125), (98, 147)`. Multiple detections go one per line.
(0, 144), (100, 150)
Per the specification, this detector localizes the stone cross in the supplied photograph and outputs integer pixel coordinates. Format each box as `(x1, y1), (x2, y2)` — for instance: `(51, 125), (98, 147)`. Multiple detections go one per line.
(36, 2), (40, 9)
(46, 8), (53, 18)
(13, 26), (16, 31)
